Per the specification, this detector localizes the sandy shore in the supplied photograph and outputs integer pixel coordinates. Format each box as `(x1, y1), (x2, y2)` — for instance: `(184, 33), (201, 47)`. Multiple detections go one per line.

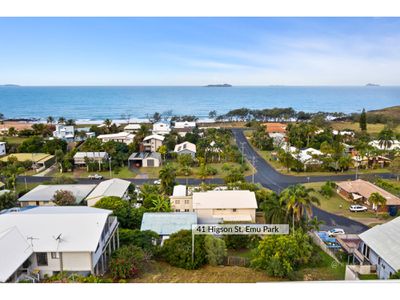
(0, 121), (34, 131)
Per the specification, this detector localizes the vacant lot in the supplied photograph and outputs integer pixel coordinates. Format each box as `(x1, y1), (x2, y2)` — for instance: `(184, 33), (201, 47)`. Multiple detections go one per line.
(130, 261), (280, 283)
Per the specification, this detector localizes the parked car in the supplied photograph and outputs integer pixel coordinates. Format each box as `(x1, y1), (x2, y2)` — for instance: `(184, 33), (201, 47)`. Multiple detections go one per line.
(153, 179), (161, 185)
(328, 228), (345, 237)
(88, 174), (103, 180)
(349, 204), (368, 212)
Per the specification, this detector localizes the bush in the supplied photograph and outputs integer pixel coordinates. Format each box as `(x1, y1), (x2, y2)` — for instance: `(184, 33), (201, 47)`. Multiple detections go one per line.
(320, 181), (335, 198)
(119, 228), (160, 256)
(161, 230), (207, 270)
(224, 235), (259, 250)
(204, 235), (227, 266)
(251, 230), (313, 278)
(109, 245), (146, 280)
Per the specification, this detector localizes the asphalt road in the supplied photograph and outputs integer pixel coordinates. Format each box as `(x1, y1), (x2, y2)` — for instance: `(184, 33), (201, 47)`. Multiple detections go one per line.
(18, 128), (395, 233)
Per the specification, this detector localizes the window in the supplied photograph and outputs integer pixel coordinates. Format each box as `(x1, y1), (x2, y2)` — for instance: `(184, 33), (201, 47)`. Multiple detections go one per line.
(378, 257), (381, 265)
(175, 209), (180, 212)
(36, 253), (48, 266)
(175, 200), (180, 204)
(233, 209), (237, 212)
(184, 200), (190, 204)
(185, 209), (189, 212)
(51, 252), (59, 259)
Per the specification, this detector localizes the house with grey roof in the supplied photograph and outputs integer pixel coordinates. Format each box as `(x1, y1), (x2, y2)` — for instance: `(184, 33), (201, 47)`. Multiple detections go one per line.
(128, 152), (162, 168)
(18, 184), (96, 207)
(86, 178), (131, 207)
(140, 212), (198, 244)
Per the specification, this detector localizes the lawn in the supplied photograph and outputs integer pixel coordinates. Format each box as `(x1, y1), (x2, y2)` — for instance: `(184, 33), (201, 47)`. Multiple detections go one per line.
(130, 261), (281, 283)
(293, 246), (346, 281)
(304, 182), (385, 220)
(331, 121), (400, 135)
(53, 166), (138, 179)
(0, 136), (29, 145)
(135, 161), (255, 179)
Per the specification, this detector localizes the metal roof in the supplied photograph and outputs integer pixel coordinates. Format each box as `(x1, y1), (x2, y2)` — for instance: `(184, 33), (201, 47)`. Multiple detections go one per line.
(86, 179), (130, 204)
(174, 141), (196, 153)
(141, 212), (197, 236)
(0, 227), (33, 282)
(74, 152), (108, 159)
(143, 134), (165, 141)
(0, 206), (112, 253)
(192, 190), (258, 209)
(359, 216), (400, 271)
(128, 152), (161, 161)
(18, 184), (96, 203)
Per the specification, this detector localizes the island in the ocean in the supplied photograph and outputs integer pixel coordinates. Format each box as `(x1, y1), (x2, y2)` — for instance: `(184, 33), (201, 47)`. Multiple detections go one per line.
(205, 83), (232, 87)
(365, 83), (380, 87)
(1, 84), (20, 87)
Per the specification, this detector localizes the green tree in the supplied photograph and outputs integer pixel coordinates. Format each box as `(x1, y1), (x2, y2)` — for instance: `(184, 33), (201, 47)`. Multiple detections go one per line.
(279, 184), (320, 231)
(46, 116), (54, 124)
(378, 127), (394, 152)
(369, 192), (387, 215)
(204, 235), (227, 266)
(307, 216), (324, 231)
(118, 228), (159, 255)
(94, 196), (132, 228)
(18, 136), (45, 153)
(259, 191), (287, 224)
(162, 230), (207, 270)
(52, 190), (76, 206)
(389, 157), (400, 181)
(223, 167), (245, 184)
(0, 191), (17, 211)
(0, 163), (25, 192)
(58, 117), (66, 124)
(359, 108), (367, 131)
(159, 163), (176, 195)
(55, 149), (65, 173)
(150, 194), (171, 212)
(109, 245), (146, 280)
(251, 230), (313, 277)
(157, 145), (168, 161)
(319, 181), (335, 198)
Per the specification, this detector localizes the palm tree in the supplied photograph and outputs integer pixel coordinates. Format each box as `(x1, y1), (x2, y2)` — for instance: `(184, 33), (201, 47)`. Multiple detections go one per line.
(46, 116), (54, 124)
(159, 163), (176, 195)
(7, 127), (17, 136)
(151, 195), (171, 212)
(103, 119), (112, 129)
(58, 117), (66, 124)
(378, 127), (394, 153)
(260, 192), (287, 224)
(369, 192), (387, 215)
(279, 184), (320, 232)
(307, 216), (324, 232)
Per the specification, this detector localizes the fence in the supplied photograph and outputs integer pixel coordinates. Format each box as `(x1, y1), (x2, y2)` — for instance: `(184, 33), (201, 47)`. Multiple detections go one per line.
(308, 231), (341, 264)
(224, 256), (250, 267)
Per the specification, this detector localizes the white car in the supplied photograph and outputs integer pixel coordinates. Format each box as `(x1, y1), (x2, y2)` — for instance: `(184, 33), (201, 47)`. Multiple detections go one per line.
(328, 228), (345, 237)
(88, 174), (103, 180)
(153, 179), (161, 185)
(349, 205), (368, 212)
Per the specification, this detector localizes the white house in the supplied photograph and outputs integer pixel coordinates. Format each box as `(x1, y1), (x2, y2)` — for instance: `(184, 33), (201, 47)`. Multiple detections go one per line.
(18, 184), (97, 207)
(174, 141), (197, 157)
(53, 124), (75, 142)
(142, 134), (165, 152)
(73, 152), (109, 166)
(152, 122), (171, 136)
(128, 152), (162, 168)
(124, 124), (141, 134)
(97, 132), (135, 145)
(357, 216), (400, 279)
(0, 206), (119, 282)
(369, 140), (400, 151)
(86, 178), (131, 207)
(0, 141), (6, 156)
(174, 121), (196, 129)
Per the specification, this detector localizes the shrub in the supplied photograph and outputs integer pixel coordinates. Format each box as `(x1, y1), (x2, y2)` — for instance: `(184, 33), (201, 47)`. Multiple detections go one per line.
(109, 245), (146, 280)
(204, 235), (227, 266)
(119, 228), (160, 256)
(161, 230), (207, 270)
(52, 190), (76, 206)
(251, 230), (313, 278)
(320, 181), (335, 198)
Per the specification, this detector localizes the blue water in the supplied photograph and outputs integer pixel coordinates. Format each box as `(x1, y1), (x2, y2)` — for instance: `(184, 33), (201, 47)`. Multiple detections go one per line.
(0, 86), (399, 120)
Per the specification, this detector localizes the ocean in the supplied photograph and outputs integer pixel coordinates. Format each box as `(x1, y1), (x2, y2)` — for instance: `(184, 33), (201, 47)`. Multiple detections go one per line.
(0, 86), (399, 122)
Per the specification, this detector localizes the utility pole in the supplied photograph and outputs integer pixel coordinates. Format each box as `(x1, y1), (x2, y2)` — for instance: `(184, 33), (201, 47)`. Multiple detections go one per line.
(251, 156), (256, 184)
(240, 142), (245, 164)
(109, 156), (112, 178)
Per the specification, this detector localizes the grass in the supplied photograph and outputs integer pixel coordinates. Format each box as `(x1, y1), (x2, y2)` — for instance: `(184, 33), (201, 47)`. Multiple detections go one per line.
(304, 182), (386, 220)
(294, 246), (346, 281)
(0, 136), (29, 145)
(130, 261), (281, 283)
(331, 121), (400, 135)
(359, 274), (379, 280)
(135, 161), (255, 179)
(15, 182), (40, 193)
(53, 166), (138, 179)
(0, 153), (53, 163)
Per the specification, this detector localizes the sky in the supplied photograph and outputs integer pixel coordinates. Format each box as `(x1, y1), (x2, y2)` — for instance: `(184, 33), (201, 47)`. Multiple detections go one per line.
(1, 17), (400, 86)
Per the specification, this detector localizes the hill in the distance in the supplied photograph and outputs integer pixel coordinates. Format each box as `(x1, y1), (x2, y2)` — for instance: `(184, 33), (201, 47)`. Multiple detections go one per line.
(368, 106), (400, 122)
